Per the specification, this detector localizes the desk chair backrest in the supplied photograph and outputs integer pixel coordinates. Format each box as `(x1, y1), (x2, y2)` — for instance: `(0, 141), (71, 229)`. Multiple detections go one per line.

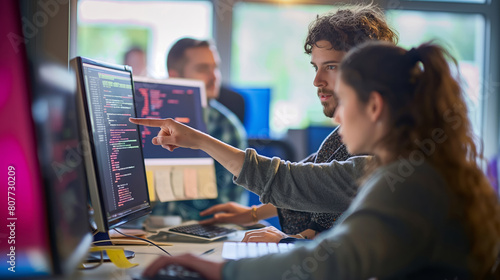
(217, 85), (246, 124)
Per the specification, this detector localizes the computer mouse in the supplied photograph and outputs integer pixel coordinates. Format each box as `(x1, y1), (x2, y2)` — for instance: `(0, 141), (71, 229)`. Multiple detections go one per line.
(134, 264), (207, 280)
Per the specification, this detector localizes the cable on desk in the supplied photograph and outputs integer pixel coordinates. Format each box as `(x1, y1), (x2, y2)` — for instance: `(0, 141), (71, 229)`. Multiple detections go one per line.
(91, 238), (171, 252)
(91, 239), (136, 245)
(113, 228), (172, 256)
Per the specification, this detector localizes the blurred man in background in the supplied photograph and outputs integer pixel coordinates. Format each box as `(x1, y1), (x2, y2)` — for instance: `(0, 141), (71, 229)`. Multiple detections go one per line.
(150, 38), (247, 221)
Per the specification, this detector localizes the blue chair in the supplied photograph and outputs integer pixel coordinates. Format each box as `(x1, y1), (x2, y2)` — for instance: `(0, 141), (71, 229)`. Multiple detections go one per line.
(231, 87), (271, 138)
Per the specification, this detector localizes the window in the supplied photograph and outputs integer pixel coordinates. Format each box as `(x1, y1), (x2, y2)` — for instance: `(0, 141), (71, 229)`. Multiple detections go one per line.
(387, 10), (486, 138)
(77, 0), (213, 78)
(229, 1), (498, 159)
(231, 3), (335, 136)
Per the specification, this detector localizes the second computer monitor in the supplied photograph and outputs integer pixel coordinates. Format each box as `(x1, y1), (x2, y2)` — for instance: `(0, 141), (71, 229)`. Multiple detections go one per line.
(133, 77), (217, 202)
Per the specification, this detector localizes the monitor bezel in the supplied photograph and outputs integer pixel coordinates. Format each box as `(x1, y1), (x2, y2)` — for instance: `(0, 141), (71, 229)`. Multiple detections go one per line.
(72, 56), (151, 232)
(31, 62), (94, 275)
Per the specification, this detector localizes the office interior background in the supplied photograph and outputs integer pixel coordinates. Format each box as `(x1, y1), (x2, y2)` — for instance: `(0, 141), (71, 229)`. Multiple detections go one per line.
(33, 0), (500, 161)
(3, 1), (499, 277)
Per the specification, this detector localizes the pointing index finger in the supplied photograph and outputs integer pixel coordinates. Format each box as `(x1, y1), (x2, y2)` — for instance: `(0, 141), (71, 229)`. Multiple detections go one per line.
(129, 117), (165, 127)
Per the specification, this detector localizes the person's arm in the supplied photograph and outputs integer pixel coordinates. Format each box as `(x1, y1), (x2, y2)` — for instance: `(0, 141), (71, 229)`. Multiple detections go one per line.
(240, 226), (318, 243)
(144, 167), (438, 280)
(253, 203), (278, 220)
(222, 163), (456, 280)
(142, 162), (462, 280)
(199, 203), (277, 225)
(129, 118), (366, 213)
(291, 228), (317, 240)
(234, 149), (367, 213)
(129, 118), (246, 176)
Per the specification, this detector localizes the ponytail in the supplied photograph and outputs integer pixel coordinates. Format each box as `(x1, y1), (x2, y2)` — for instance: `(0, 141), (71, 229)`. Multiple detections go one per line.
(341, 41), (500, 277)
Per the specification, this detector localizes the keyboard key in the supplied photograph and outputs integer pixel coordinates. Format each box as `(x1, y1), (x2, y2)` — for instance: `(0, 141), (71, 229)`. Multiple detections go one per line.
(278, 243), (289, 252)
(236, 243), (247, 259)
(267, 243), (278, 254)
(257, 243), (269, 256)
(247, 243), (258, 258)
(221, 242), (237, 260)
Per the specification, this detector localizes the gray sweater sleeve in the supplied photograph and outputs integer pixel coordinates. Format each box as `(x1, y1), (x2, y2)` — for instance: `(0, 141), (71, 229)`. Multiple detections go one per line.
(223, 161), (469, 280)
(233, 149), (367, 213)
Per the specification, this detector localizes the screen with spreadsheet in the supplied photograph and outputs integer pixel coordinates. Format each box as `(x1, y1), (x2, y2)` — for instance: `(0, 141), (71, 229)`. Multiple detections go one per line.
(74, 57), (151, 231)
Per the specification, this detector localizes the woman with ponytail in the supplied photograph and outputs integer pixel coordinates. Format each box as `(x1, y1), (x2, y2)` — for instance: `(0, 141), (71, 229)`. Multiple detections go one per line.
(133, 42), (500, 279)
(335, 41), (500, 278)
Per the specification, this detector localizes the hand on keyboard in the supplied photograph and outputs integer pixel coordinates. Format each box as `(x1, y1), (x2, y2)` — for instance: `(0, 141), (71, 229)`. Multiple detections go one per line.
(241, 226), (289, 243)
(199, 202), (254, 226)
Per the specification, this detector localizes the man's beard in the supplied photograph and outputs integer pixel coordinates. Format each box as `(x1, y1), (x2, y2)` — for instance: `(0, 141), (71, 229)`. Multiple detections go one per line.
(318, 88), (337, 118)
(322, 102), (336, 118)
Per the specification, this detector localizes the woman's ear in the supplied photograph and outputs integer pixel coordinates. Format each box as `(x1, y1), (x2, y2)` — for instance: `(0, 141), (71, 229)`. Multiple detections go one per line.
(367, 91), (385, 122)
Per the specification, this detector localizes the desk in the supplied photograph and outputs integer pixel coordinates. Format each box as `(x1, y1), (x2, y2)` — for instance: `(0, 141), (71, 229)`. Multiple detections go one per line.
(77, 230), (246, 280)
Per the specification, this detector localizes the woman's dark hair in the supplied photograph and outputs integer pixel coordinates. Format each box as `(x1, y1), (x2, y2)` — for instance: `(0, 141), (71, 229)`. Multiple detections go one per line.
(340, 41), (500, 277)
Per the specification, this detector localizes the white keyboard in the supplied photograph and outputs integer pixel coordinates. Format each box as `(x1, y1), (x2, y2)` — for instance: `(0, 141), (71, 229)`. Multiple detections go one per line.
(221, 242), (295, 260)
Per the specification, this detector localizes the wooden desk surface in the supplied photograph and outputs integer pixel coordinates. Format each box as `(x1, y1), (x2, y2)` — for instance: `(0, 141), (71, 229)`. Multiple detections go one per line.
(76, 230), (246, 280)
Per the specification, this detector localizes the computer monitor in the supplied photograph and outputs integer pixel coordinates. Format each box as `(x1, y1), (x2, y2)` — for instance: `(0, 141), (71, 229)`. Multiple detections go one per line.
(0, 1), (92, 278)
(133, 77), (217, 202)
(72, 57), (151, 232)
(32, 62), (95, 275)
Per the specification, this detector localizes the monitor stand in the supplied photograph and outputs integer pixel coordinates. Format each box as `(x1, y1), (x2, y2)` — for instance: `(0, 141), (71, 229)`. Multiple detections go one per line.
(86, 231), (135, 262)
